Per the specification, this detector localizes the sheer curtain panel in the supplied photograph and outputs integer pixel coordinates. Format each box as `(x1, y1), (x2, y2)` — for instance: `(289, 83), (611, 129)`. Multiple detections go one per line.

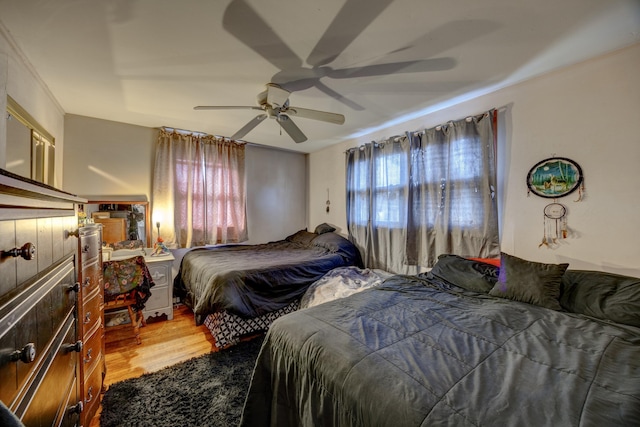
(346, 110), (499, 273)
(153, 130), (247, 248)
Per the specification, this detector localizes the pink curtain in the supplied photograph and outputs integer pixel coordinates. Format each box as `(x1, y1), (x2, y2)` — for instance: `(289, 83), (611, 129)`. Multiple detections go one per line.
(152, 130), (247, 248)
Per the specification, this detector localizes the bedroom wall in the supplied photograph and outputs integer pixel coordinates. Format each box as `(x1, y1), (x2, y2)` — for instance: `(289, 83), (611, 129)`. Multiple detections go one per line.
(0, 26), (65, 186)
(308, 43), (640, 276)
(62, 114), (307, 245)
(63, 114), (155, 198)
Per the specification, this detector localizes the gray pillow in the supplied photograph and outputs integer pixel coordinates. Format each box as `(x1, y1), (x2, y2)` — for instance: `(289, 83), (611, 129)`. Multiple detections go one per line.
(429, 254), (499, 293)
(489, 252), (568, 310)
(285, 229), (317, 246)
(314, 223), (336, 234)
(561, 270), (640, 327)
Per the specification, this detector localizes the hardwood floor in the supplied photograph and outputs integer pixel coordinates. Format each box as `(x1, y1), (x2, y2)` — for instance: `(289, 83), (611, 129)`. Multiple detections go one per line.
(90, 304), (216, 426)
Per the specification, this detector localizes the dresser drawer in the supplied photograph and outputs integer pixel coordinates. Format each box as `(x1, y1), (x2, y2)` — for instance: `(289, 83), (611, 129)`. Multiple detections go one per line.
(80, 260), (102, 296)
(51, 261), (78, 333)
(82, 359), (104, 420)
(59, 370), (82, 427)
(79, 227), (101, 261)
(15, 311), (78, 425)
(81, 322), (104, 375)
(0, 258), (76, 407)
(80, 288), (103, 338)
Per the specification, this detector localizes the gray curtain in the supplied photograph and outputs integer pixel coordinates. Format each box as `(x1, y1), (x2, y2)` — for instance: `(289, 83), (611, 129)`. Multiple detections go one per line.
(346, 110), (499, 273)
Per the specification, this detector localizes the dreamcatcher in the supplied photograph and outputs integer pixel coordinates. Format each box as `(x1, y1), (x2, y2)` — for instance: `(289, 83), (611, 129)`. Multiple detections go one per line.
(526, 156), (584, 249)
(539, 202), (567, 248)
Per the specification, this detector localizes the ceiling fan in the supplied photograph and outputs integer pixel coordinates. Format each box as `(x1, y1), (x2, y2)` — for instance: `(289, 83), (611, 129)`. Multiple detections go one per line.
(222, 0), (457, 111)
(194, 83), (345, 143)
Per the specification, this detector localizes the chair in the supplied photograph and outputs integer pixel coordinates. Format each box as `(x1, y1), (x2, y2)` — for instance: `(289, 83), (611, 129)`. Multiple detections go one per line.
(103, 255), (155, 344)
(106, 239), (145, 250)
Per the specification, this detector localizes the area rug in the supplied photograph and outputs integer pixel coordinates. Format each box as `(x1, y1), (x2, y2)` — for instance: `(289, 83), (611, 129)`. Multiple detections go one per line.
(100, 335), (264, 427)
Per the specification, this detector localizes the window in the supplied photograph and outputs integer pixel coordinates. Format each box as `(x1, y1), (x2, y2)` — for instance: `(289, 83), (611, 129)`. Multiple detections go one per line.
(153, 131), (247, 248)
(6, 96), (55, 186)
(411, 135), (490, 228)
(346, 111), (499, 272)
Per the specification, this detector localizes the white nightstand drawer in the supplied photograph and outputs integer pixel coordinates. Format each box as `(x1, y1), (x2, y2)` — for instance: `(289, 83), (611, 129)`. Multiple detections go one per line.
(146, 285), (170, 311)
(148, 264), (169, 286)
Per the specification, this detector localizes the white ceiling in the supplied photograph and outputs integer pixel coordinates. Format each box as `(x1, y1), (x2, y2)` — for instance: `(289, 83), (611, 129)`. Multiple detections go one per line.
(1, 0), (639, 153)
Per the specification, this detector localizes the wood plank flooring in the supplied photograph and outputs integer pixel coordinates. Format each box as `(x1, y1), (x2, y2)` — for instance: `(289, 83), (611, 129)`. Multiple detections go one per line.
(90, 304), (215, 426)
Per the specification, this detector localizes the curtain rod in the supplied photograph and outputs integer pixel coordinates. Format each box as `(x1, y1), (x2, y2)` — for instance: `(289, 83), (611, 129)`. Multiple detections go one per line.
(156, 126), (303, 154)
(345, 106), (506, 153)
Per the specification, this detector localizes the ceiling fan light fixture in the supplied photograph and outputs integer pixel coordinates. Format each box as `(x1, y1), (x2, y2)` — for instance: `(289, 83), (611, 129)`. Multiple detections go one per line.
(194, 83), (343, 143)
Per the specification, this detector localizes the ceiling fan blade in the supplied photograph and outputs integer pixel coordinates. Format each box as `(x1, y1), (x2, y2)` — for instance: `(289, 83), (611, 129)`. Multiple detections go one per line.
(276, 115), (307, 143)
(329, 58), (456, 79)
(287, 107), (345, 125)
(194, 105), (262, 111)
(307, 0), (393, 67)
(266, 84), (290, 108)
(231, 114), (268, 140)
(223, 0), (302, 71)
(314, 80), (365, 111)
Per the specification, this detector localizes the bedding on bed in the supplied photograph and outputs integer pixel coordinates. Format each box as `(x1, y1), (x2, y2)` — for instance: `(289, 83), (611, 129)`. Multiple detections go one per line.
(173, 231), (362, 324)
(241, 269), (640, 426)
(300, 266), (393, 308)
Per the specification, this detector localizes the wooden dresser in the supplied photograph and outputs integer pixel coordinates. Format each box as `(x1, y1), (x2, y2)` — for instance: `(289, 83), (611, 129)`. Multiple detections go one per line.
(76, 224), (104, 426)
(0, 169), (103, 426)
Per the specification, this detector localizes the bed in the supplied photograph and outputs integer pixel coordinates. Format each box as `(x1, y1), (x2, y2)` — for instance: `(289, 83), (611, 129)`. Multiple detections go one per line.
(173, 226), (363, 347)
(241, 253), (640, 426)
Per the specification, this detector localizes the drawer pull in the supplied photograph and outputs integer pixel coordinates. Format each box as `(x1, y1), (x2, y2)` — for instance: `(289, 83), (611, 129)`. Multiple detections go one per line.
(67, 401), (83, 415)
(68, 282), (80, 293)
(66, 229), (79, 238)
(85, 386), (94, 403)
(11, 343), (36, 364)
(82, 244), (90, 253)
(65, 340), (83, 353)
(83, 277), (91, 288)
(2, 242), (36, 260)
(84, 312), (91, 324)
(84, 348), (93, 364)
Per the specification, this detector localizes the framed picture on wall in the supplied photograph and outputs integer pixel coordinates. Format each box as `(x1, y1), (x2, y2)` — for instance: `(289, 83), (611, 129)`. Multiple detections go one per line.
(526, 157), (583, 198)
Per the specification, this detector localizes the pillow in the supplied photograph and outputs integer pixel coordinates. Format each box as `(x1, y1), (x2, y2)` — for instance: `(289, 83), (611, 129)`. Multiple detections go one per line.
(314, 223), (336, 235)
(488, 252), (568, 310)
(312, 232), (364, 267)
(429, 254), (499, 293)
(312, 232), (347, 252)
(285, 229), (317, 246)
(560, 270), (640, 327)
(468, 257), (501, 267)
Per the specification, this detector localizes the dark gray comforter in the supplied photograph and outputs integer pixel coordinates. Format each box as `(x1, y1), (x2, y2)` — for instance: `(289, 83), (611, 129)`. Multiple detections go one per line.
(173, 232), (362, 323)
(241, 275), (640, 426)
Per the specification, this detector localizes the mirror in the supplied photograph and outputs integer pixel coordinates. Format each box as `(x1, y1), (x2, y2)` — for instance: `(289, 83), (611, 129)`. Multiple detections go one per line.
(80, 196), (151, 247)
(6, 96), (55, 185)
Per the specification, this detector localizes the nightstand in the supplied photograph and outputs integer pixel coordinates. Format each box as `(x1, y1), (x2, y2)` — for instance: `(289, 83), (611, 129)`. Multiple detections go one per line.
(142, 251), (175, 322)
(108, 249), (175, 323)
